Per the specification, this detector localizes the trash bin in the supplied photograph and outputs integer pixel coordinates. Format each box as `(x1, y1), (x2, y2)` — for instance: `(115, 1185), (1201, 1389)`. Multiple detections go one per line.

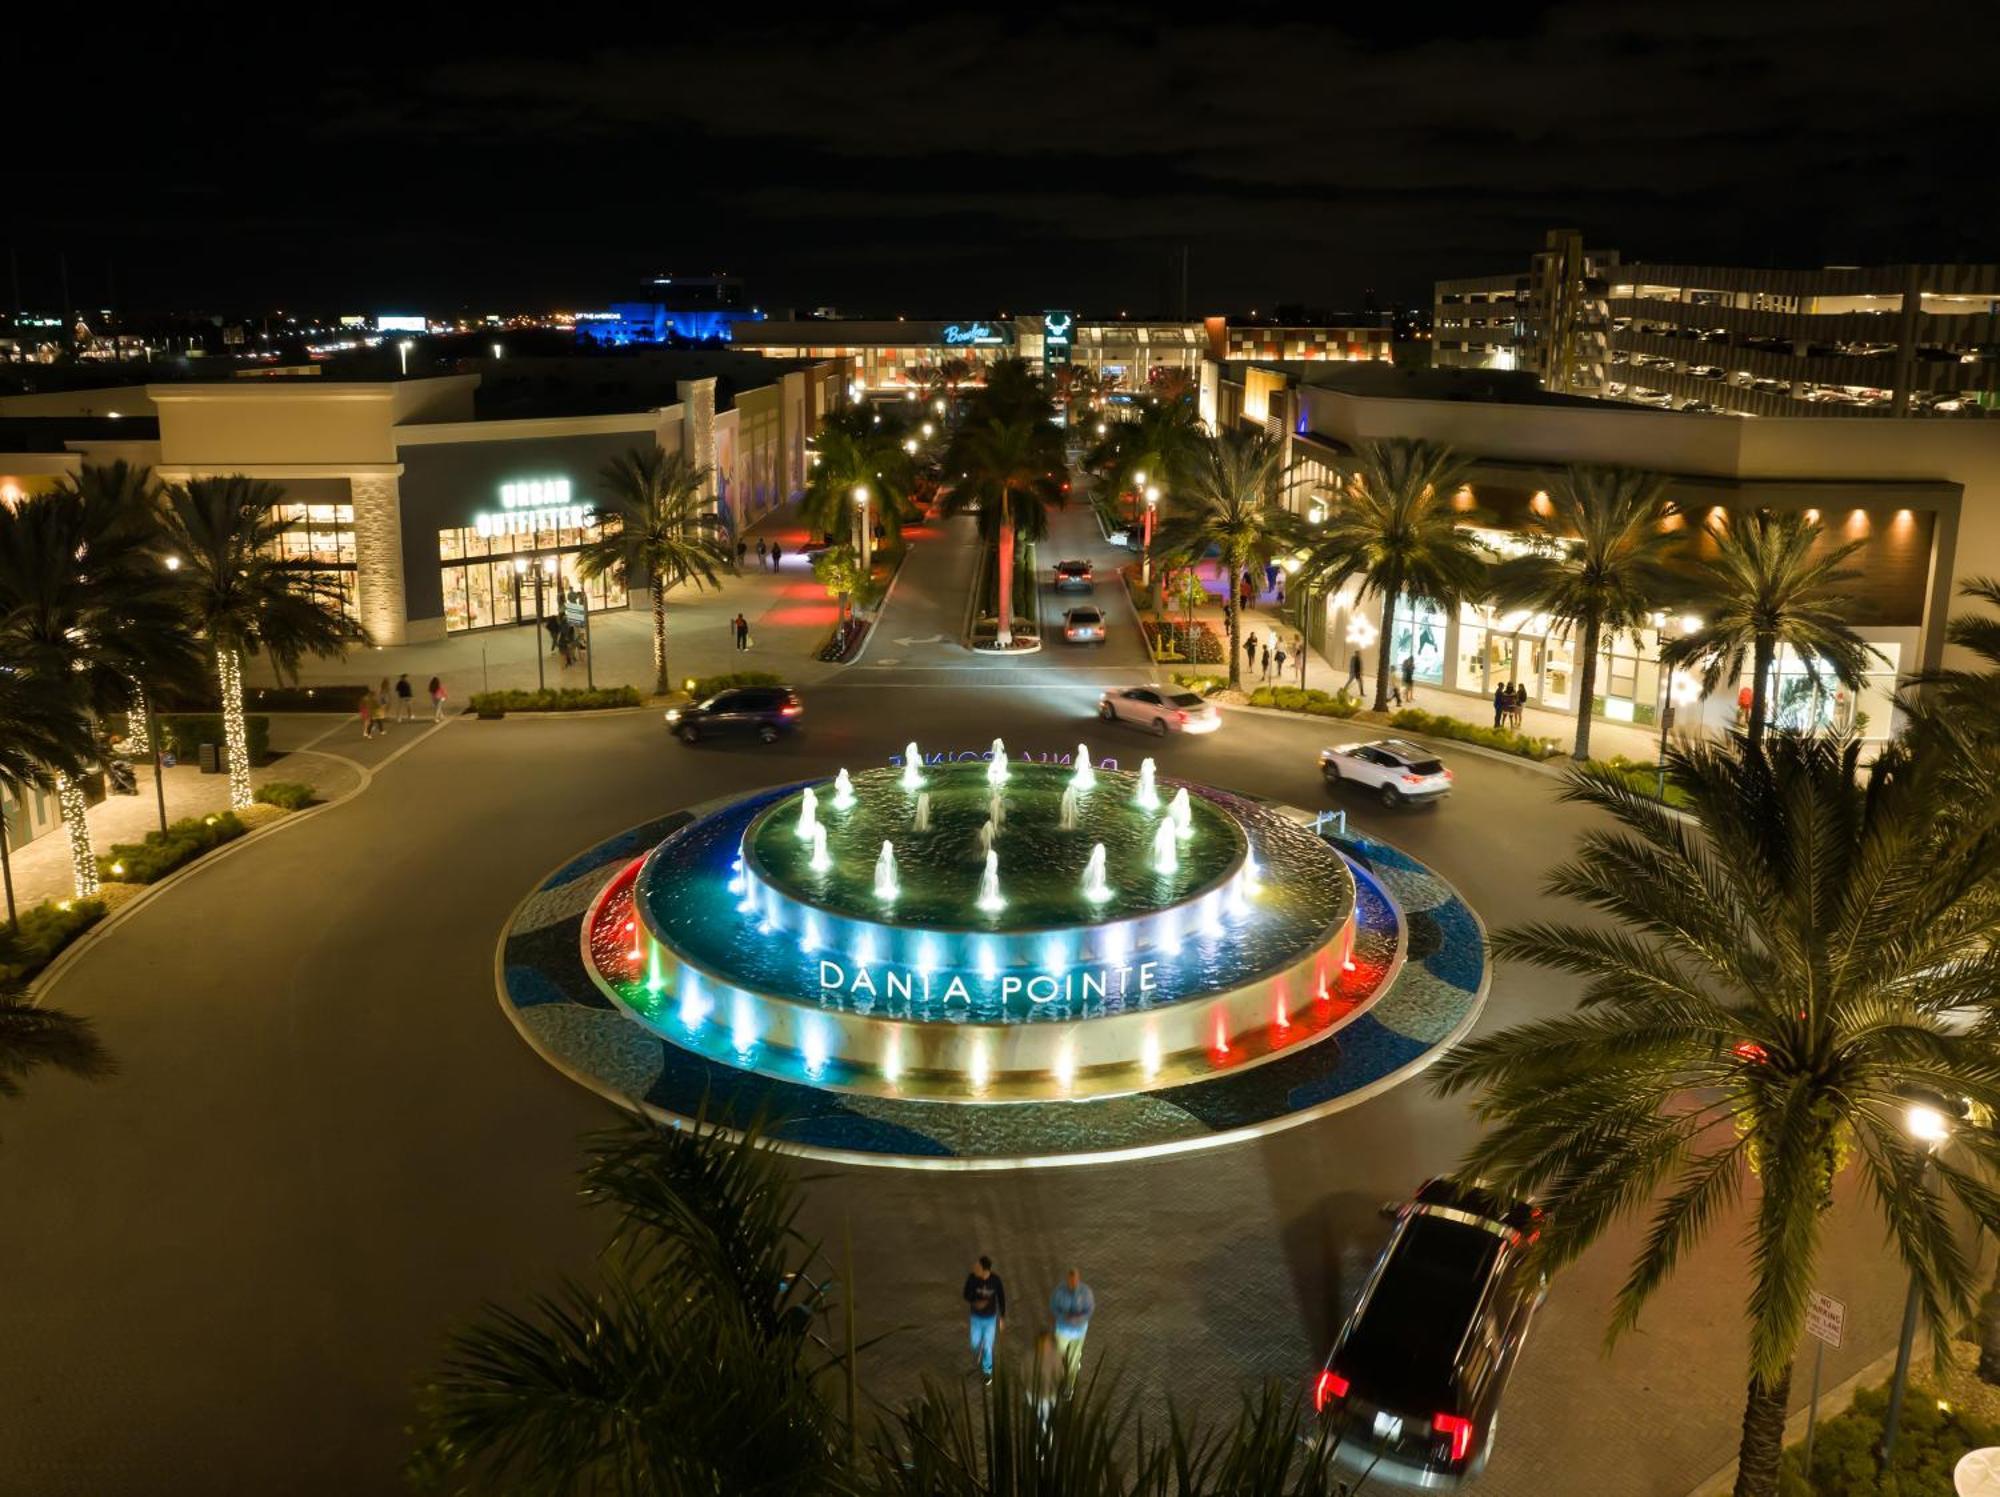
(198, 743), (221, 774)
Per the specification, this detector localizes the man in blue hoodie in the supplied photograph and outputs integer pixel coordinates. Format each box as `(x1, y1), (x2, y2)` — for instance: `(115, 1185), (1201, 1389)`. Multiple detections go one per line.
(963, 1255), (1006, 1382)
(1049, 1266), (1095, 1389)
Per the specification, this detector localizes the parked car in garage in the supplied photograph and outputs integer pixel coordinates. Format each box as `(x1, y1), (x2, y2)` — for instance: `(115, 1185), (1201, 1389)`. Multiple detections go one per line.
(665, 685), (803, 745)
(1319, 739), (1452, 807)
(1097, 686), (1220, 735)
(1063, 606), (1106, 643)
(1314, 1177), (1547, 1488)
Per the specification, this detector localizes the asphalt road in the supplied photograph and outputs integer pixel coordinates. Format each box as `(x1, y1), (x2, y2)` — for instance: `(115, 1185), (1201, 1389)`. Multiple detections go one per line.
(0, 502), (1911, 1497)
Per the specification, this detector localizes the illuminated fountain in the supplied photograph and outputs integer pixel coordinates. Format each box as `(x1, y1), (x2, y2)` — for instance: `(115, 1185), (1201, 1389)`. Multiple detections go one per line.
(604, 761), (1360, 1102)
(1072, 746), (1097, 794)
(986, 739), (1009, 786)
(901, 743), (924, 792)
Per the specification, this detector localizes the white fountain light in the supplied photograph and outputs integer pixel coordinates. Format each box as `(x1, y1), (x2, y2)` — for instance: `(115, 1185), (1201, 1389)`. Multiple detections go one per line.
(987, 792), (1006, 831)
(809, 823), (832, 872)
(874, 841), (900, 902)
(978, 940), (1000, 982)
(914, 790), (932, 832)
(977, 849), (1005, 912)
(799, 913), (821, 953)
(986, 738), (1009, 786)
(796, 786), (820, 841)
(1058, 785), (1080, 831)
(881, 1030), (902, 1085)
(1081, 842), (1112, 903)
(731, 994), (758, 1054)
(1151, 818), (1180, 875)
(1140, 1029), (1162, 1080)
(801, 1021), (828, 1076)
(1136, 757), (1160, 810)
(832, 768), (856, 809)
(1053, 1042), (1076, 1091)
(1170, 787), (1194, 840)
(968, 1039), (990, 1091)
(1242, 846), (1262, 894)
(1072, 745), (1097, 793)
(901, 742), (923, 791)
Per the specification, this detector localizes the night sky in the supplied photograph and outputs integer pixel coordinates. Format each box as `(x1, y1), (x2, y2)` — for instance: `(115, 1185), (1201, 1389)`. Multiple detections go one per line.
(10, 3), (1993, 319)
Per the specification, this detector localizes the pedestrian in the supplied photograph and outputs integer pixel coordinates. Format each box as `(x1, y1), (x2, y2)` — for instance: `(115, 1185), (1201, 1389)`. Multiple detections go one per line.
(1345, 650), (1364, 696)
(963, 1255), (1006, 1382)
(1049, 1267), (1094, 1390)
(1242, 631), (1256, 671)
(428, 675), (446, 721)
(1274, 576), (1286, 609)
(377, 677), (393, 732)
(357, 689), (374, 740)
(1274, 641), (1287, 679)
(1512, 682), (1527, 728)
(545, 615), (562, 654)
(771, 540), (783, 570)
(733, 612), (750, 651)
(1400, 654), (1416, 703)
(755, 537), (767, 571)
(394, 673), (413, 721)
(1493, 682), (1507, 729)
(738, 539), (749, 572)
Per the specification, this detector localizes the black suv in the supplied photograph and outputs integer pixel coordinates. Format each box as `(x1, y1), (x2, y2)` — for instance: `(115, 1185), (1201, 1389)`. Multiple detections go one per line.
(666, 686), (803, 744)
(1314, 1177), (1546, 1487)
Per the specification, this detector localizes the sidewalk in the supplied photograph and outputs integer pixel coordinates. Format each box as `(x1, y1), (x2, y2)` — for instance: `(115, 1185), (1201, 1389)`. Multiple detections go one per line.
(283, 502), (853, 700)
(5, 719), (366, 912)
(1164, 571), (1668, 764)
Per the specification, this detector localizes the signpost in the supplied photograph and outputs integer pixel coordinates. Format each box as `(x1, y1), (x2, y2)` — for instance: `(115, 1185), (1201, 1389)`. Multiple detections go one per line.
(1803, 1290), (1846, 1474)
(564, 598), (594, 689)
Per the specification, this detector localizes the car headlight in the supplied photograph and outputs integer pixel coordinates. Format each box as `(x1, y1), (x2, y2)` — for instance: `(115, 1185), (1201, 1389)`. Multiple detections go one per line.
(664, 709), (682, 723)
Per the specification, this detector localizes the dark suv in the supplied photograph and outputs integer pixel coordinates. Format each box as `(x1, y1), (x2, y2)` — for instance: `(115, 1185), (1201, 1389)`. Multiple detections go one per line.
(666, 686), (803, 744)
(1314, 1177), (1546, 1487)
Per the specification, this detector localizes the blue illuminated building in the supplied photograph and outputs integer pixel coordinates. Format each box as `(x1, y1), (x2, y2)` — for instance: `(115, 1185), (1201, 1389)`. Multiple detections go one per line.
(576, 273), (764, 348)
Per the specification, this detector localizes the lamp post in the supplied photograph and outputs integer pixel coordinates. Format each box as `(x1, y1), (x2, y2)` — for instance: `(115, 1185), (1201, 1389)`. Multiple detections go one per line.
(1882, 1100), (1952, 1467)
(1142, 483), (1160, 589)
(515, 556), (549, 691)
(854, 485), (872, 573)
(397, 339), (413, 376)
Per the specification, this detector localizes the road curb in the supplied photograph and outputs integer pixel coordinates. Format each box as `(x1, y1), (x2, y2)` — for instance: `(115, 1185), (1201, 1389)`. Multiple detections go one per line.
(839, 541), (915, 667)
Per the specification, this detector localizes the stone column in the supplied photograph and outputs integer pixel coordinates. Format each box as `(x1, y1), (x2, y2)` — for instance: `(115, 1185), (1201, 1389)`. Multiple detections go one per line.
(348, 471), (409, 646)
(676, 377), (718, 505)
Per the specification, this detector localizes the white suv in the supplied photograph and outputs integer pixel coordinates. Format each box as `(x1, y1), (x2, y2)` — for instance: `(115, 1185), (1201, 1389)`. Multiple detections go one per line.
(1320, 739), (1453, 807)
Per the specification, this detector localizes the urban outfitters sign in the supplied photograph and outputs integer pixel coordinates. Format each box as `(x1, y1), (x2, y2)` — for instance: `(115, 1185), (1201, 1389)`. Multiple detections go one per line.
(817, 958), (1158, 1007)
(473, 477), (587, 540)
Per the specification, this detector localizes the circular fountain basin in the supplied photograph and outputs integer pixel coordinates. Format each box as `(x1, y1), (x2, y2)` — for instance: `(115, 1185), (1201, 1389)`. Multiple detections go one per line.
(616, 764), (1358, 1101)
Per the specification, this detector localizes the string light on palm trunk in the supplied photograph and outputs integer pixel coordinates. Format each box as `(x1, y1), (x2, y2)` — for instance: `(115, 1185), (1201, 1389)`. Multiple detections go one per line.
(126, 682), (151, 755)
(54, 771), (99, 898)
(217, 647), (254, 810)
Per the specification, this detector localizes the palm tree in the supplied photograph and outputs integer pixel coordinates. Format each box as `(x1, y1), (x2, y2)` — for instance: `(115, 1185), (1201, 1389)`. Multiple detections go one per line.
(1, 924), (114, 1126)
(1302, 438), (1487, 713)
(0, 486), (203, 895)
(941, 415), (1067, 648)
(1152, 430), (1306, 690)
(801, 409), (915, 555)
(158, 476), (355, 810)
(1429, 732), (2000, 1497)
(1147, 365), (1198, 409)
(1662, 509), (1876, 756)
(51, 460), (168, 752)
(0, 671), (96, 927)
(1054, 364), (1104, 428)
(1490, 466), (1682, 759)
(412, 1110), (849, 1496)
(575, 448), (729, 697)
(977, 357), (1054, 425)
(1085, 399), (1205, 516)
(1912, 576), (2000, 744)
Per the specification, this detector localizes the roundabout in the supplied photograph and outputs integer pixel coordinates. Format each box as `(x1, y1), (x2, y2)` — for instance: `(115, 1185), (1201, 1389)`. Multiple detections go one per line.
(499, 740), (1490, 1167)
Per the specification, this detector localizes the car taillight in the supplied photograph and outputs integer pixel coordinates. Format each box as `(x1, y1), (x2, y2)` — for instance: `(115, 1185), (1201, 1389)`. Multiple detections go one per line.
(1313, 1370), (1349, 1411)
(1432, 1413), (1474, 1463)
(781, 705), (802, 717)
(1176, 711), (1189, 723)
(1402, 773), (1422, 784)
(1443, 768), (1454, 780)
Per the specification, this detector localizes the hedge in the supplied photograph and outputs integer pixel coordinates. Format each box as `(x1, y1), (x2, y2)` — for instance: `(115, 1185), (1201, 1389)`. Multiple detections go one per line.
(688, 671), (785, 698)
(1142, 619), (1224, 663)
(1249, 685), (1362, 718)
(98, 813), (247, 884)
(1, 898), (107, 981)
(1173, 674), (1230, 697)
(1581, 755), (1694, 809)
(1779, 1380), (1997, 1497)
(253, 780), (317, 811)
(468, 686), (643, 718)
(1388, 709), (1562, 761)
(156, 714), (270, 767)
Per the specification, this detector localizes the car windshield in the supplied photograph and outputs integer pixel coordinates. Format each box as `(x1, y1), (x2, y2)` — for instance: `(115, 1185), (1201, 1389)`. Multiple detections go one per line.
(1167, 693), (1205, 709)
(1341, 1213), (1500, 1411)
(1071, 609), (1101, 622)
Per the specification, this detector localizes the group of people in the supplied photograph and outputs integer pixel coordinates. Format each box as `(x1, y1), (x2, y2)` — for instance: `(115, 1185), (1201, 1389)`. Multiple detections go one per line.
(962, 1257), (1095, 1398)
(357, 674), (446, 737)
(1241, 629), (1300, 683)
(1492, 680), (1529, 729)
(736, 537), (786, 572)
(543, 615), (588, 667)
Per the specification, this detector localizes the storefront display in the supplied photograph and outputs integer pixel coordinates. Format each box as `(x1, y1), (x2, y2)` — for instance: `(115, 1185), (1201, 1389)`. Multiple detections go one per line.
(438, 519), (626, 634)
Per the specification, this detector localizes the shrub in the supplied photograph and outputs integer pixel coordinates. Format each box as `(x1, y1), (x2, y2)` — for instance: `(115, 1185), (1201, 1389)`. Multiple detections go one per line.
(1249, 685), (1362, 718)
(98, 812), (247, 884)
(157, 714), (270, 766)
(1778, 1380), (1997, 1497)
(1172, 673), (1229, 697)
(687, 671), (785, 698)
(2, 898), (108, 980)
(1141, 619), (1223, 663)
(253, 780), (317, 811)
(1581, 756), (1693, 809)
(1388, 709), (1561, 761)
(467, 686), (643, 718)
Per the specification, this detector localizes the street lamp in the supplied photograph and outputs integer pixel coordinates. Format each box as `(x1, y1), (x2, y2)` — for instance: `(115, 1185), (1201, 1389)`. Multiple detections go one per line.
(1882, 1100), (1953, 1466)
(514, 556), (553, 691)
(397, 339), (414, 376)
(853, 485), (872, 572)
(164, 554), (181, 571)
(1141, 485), (1160, 589)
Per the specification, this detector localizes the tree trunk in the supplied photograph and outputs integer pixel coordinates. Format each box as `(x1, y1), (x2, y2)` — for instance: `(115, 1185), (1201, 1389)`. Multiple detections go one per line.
(996, 518), (1015, 648)
(1226, 569), (1244, 690)
(1373, 575), (1401, 714)
(1975, 1250), (2000, 1384)
(1572, 614), (1602, 760)
(1731, 1364), (1794, 1497)
(0, 817), (15, 928)
(54, 770), (99, 899)
(650, 570), (670, 696)
(1747, 632), (1776, 756)
(217, 646), (253, 811)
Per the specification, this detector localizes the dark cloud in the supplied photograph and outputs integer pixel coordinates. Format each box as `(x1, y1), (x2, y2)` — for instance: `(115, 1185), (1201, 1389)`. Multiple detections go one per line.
(6, 2), (1992, 316)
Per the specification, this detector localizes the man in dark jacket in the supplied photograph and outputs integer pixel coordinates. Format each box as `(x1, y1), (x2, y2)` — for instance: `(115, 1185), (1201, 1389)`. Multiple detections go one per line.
(963, 1255), (1006, 1381)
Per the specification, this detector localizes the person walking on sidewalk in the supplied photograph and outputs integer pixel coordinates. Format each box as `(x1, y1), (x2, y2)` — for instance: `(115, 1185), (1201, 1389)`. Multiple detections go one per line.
(755, 538), (766, 571)
(428, 675), (446, 721)
(1492, 682), (1507, 729)
(770, 539), (783, 571)
(394, 674), (413, 722)
(733, 613), (750, 652)
(964, 1256), (1006, 1382)
(1274, 640), (1288, 681)
(377, 678), (394, 732)
(737, 539), (748, 573)
(1345, 650), (1364, 697)
(1049, 1267), (1094, 1389)
(357, 690), (374, 740)
(1400, 655), (1416, 703)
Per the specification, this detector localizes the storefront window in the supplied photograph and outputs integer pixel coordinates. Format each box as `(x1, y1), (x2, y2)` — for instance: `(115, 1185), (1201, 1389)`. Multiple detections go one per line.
(437, 518), (627, 635)
(1766, 643), (1901, 737)
(1391, 597), (1447, 684)
(270, 503), (358, 624)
